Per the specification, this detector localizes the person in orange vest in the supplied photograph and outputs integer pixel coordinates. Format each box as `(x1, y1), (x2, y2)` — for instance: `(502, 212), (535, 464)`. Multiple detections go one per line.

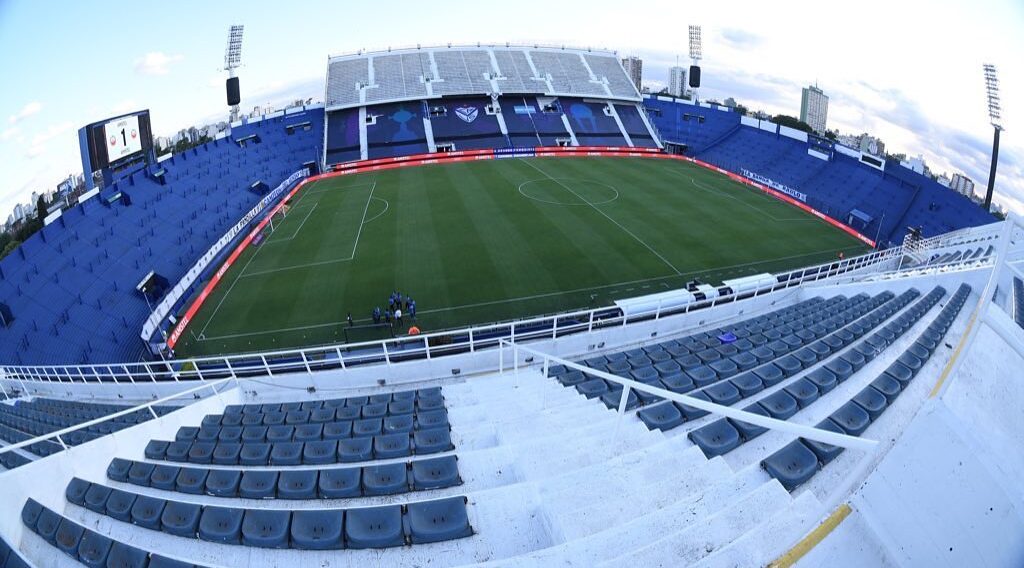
(408, 325), (421, 335)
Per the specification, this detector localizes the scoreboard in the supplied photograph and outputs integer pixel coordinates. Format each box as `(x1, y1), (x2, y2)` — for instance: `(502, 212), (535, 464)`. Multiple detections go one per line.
(78, 109), (155, 189)
(103, 114), (144, 162)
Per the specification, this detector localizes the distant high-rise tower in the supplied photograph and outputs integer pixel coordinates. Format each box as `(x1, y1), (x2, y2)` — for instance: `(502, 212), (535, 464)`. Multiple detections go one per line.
(668, 66), (687, 98)
(621, 56), (643, 92)
(800, 84), (829, 134)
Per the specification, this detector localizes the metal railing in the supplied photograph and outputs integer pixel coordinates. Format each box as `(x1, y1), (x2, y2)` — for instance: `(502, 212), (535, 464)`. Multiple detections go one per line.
(0, 376), (236, 463)
(497, 340), (881, 511)
(1, 245), (904, 386)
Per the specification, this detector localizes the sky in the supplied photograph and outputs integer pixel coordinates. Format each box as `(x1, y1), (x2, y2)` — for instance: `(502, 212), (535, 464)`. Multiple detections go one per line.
(0, 0), (1021, 219)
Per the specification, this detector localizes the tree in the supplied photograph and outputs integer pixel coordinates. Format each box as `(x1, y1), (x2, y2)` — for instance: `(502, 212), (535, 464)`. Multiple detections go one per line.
(0, 240), (20, 260)
(733, 104), (749, 116)
(36, 195), (47, 223)
(771, 115), (815, 134)
(824, 130), (838, 141)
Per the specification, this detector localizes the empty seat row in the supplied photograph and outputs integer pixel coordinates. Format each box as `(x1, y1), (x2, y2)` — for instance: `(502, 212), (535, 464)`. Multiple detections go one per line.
(762, 284), (971, 490)
(688, 287), (945, 457)
(145, 426), (454, 465)
(553, 294), (888, 410)
(61, 478), (473, 549)
(105, 454), (462, 499)
(21, 498), (205, 568)
(0, 534), (30, 568)
(190, 402), (446, 432)
(638, 288), (921, 435)
(220, 387), (442, 419)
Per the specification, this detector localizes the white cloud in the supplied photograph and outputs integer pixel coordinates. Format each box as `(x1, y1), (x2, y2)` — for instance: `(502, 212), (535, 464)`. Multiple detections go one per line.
(25, 121), (73, 160)
(134, 52), (184, 76)
(0, 126), (19, 141)
(110, 99), (139, 115)
(8, 101), (42, 124)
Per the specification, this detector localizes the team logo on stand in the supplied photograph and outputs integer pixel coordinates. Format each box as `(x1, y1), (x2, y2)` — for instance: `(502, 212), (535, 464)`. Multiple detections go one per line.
(109, 136), (117, 146)
(455, 106), (478, 123)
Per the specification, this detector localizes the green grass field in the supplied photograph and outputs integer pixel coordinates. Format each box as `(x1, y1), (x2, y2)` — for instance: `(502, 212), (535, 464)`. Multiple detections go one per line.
(174, 156), (867, 357)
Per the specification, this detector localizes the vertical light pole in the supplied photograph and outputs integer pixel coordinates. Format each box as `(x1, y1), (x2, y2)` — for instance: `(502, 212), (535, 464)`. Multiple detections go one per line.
(982, 64), (1003, 212)
(688, 25), (702, 103)
(224, 25), (245, 124)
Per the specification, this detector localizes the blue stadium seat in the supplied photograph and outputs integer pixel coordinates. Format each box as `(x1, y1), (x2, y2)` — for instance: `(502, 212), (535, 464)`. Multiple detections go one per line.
(405, 496), (473, 544)
(176, 467), (209, 495)
(676, 390), (713, 421)
(339, 437), (373, 462)
(240, 471), (279, 499)
(160, 500), (202, 537)
(107, 541), (150, 568)
(802, 419), (847, 465)
(688, 419), (742, 457)
(345, 505), (404, 549)
(278, 470), (318, 499)
(77, 531), (114, 568)
(198, 506), (243, 545)
(205, 469), (242, 498)
(130, 495), (167, 530)
(704, 381), (741, 405)
(852, 387), (887, 420)
(375, 433), (412, 459)
(104, 489), (137, 522)
(291, 509), (344, 550)
(784, 378), (820, 409)
(412, 427), (452, 455)
(829, 401), (871, 436)
(84, 484), (112, 513)
(242, 509), (291, 549)
(762, 440), (819, 491)
(54, 517), (85, 556)
(324, 421), (354, 440)
(758, 391), (799, 419)
(318, 467), (361, 498)
(150, 465), (180, 491)
(411, 456), (461, 490)
(364, 462), (409, 496)
(729, 404), (771, 441)
(107, 458), (132, 482)
(66, 477), (91, 506)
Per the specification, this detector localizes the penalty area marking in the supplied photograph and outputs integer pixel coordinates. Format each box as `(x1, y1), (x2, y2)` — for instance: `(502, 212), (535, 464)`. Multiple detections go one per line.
(237, 182), (379, 279)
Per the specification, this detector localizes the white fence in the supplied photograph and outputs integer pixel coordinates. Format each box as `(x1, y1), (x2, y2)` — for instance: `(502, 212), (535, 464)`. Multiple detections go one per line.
(1, 245), (904, 386)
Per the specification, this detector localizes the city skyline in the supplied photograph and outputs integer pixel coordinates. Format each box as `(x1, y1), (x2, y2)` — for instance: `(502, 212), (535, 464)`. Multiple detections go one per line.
(0, 0), (1021, 218)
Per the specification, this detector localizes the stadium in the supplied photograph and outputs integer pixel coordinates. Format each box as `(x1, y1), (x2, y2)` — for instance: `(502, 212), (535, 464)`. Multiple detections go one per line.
(0, 18), (1023, 568)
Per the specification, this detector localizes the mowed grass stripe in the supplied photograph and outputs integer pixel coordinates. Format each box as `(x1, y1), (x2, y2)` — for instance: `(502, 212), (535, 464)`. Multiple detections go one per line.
(175, 157), (867, 356)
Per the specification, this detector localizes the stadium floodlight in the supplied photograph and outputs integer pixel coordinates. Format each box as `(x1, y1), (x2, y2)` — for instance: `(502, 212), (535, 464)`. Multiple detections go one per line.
(688, 25), (702, 61)
(688, 25), (703, 102)
(223, 25), (245, 123)
(224, 25), (244, 71)
(982, 63), (1003, 211)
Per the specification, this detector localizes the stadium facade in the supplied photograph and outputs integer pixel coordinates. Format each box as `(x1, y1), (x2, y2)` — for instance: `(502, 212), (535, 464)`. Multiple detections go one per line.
(0, 44), (1022, 567)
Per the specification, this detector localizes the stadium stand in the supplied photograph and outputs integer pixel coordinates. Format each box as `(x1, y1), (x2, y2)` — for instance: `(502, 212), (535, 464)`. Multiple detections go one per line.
(0, 108), (323, 366)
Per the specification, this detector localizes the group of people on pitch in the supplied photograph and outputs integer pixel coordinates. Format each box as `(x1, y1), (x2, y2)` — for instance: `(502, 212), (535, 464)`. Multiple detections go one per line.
(371, 291), (417, 326)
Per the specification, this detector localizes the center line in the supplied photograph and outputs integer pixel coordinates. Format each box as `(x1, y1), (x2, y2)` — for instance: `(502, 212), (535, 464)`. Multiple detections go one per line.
(518, 158), (682, 276)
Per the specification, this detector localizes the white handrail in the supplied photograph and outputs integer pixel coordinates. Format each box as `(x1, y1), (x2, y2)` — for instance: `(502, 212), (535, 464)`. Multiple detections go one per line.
(0, 376), (235, 456)
(498, 339), (879, 452)
(0, 244), (905, 384)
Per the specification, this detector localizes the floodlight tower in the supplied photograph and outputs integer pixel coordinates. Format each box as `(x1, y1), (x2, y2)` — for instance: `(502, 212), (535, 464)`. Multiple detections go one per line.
(223, 25), (245, 123)
(982, 63), (1003, 211)
(688, 25), (703, 102)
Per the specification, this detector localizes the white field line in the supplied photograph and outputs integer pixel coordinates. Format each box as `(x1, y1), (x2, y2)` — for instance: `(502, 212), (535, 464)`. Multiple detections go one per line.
(518, 158), (683, 276)
(265, 202), (319, 243)
(665, 164), (814, 223)
(238, 182), (378, 279)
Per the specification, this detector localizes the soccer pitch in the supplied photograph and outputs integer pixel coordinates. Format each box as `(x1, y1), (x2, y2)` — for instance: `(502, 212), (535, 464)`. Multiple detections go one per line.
(174, 156), (868, 357)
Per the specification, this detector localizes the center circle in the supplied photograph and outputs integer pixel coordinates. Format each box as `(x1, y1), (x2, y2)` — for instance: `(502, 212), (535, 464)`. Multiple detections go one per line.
(518, 178), (620, 206)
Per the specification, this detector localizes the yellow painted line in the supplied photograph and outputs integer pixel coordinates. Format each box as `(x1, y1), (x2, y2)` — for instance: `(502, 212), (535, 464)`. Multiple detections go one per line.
(929, 308), (979, 398)
(768, 503), (852, 568)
